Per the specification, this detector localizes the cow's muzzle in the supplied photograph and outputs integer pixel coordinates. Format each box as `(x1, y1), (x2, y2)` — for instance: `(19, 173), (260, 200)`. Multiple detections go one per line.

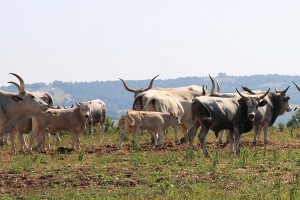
(248, 113), (255, 121)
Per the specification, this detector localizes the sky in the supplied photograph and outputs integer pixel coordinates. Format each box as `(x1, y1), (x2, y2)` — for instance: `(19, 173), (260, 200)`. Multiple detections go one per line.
(1, 0), (300, 87)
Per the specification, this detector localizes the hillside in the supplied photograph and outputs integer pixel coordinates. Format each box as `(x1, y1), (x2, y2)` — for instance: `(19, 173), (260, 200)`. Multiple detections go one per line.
(2, 73), (300, 123)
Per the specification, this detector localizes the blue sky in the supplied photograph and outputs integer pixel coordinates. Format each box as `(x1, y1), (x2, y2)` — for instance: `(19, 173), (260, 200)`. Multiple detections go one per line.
(1, 0), (300, 86)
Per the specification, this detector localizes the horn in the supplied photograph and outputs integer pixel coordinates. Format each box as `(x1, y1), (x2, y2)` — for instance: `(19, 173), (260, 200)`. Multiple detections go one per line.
(216, 81), (220, 93)
(118, 78), (136, 93)
(281, 86), (290, 95)
(236, 88), (247, 99)
(7, 81), (20, 90)
(140, 74), (159, 92)
(241, 86), (255, 94)
(202, 85), (206, 95)
(259, 88), (270, 100)
(293, 81), (300, 93)
(208, 74), (215, 94)
(9, 73), (25, 93)
(275, 86), (279, 93)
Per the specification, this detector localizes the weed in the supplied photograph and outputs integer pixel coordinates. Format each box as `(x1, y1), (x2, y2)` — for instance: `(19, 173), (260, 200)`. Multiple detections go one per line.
(78, 151), (84, 161)
(273, 148), (280, 163)
(184, 147), (194, 161)
(211, 150), (219, 167)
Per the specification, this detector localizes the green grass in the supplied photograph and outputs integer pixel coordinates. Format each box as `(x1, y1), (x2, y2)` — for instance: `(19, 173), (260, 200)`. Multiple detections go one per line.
(0, 128), (300, 199)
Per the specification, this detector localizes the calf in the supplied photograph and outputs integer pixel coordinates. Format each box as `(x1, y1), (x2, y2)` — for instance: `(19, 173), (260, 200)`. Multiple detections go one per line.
(30, 102), (92, 151)
(119, 110), (181, 148)
(85, 99), (107, 134)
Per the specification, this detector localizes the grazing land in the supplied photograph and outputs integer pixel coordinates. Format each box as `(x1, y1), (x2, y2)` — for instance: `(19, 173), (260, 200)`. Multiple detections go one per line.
(0, 128), (300, 199)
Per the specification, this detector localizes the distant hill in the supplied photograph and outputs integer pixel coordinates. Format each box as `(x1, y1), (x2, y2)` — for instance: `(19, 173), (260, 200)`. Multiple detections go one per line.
(2, 73), (300, 124)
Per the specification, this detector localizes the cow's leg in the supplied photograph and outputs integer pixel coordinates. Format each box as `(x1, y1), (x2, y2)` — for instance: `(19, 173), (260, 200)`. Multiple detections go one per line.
(119, 127), (129, 148)
(228, 130), (234, 155)
(20, 132), (29, 152)
(16, 130), (27, 152)
(263, 126), (269, 144)
(234, 130), (241, 155)
(132, 127), (140, 148)
(9, 131), (16, 151)
(45, 131), (51, 151)
(71, 132), (76, 150)
(74, 132), (81, 150)
(173, 125), (180, 144)
(0, 133), (8, 146)
(99, 123), (105, 133)
(55, 132), (61, 145)
(187, 122), (200, 150)
(217, 130), (224, 145)
(29, 131), (37, 152)
(198, 126), (209, 157)
(157, 129), (164, 147)
(253, 125), (260, 144)
(179, 123), (189, 144)
(149, 131), (158, 146)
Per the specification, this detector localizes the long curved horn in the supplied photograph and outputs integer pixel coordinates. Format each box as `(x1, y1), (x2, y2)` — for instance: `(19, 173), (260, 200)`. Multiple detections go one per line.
(118, 78), (136, 93)
(236, 88), (247, 99)
(208, 74), (215, 94)
(216, 81), (220, 93)
(241, 86), (256, 94)
(7, 81), (20, 90)
(140, 74), (159, 92)
(275, 85), (290, 94)
(9, 73), (25, 93)
(281, 86), (290, 95)
(202, 85), (206, 95)
(293, 81), (300, 92)
(259, 88), (270, 100)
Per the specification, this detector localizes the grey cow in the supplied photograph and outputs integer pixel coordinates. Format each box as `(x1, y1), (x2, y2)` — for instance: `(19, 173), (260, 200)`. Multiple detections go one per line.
(188, 88), (269, 156)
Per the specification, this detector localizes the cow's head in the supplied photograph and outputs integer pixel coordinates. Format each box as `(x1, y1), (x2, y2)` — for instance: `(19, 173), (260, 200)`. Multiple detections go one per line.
(275, 86), (292, 113)
(169, 112), (181, 124)
(236, 88), (269, 121)
(76, 101), (92, 122)
(119, 75), (159, 98)
(242, 85), (292, 114)
(9, 73), (49, 112)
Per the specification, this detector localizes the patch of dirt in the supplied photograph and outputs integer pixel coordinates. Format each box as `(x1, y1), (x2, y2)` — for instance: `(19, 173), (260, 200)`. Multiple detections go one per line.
(1, 139), (300, 196)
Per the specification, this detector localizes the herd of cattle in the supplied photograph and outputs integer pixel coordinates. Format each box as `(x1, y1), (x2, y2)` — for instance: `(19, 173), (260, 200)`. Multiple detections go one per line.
(0, 73), (299, 156)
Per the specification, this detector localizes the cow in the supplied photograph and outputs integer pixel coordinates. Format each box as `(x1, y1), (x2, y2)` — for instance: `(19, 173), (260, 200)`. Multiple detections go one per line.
(0, 82), (55, 151)
(141, 91), (193, 143)
(29, 102), (92, 152)
(120, 75), (208, 144)
(241, 86), (292, 144)
(187, 88), (269, 156)
(0, 73), (49, 137)
(119, 75), (207, 110)
(119, 110), (181, 148)
(84, 99), (107, 134)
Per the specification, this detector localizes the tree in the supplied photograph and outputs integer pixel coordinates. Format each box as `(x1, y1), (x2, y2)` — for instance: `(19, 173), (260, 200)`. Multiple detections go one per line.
(286, 110), (300, 129)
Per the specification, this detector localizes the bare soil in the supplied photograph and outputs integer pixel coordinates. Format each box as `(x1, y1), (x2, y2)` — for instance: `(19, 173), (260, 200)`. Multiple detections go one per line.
(0, 139), (300, 196)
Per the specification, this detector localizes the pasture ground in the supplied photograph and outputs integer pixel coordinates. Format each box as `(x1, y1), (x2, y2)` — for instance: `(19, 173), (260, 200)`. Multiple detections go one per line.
(0, 128), (300, 199)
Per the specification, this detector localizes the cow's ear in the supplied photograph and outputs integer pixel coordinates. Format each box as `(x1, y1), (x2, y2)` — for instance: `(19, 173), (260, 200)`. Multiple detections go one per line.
(12, 95), (23, 102)
(258, 100), (268, 107)
(76, 103), (81, 107)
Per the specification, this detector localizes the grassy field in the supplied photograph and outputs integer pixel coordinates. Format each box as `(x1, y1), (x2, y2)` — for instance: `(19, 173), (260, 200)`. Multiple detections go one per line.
(0, 128), (300, 200)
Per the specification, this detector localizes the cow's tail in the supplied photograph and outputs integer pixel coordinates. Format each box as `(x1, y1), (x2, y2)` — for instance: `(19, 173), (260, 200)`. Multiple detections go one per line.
(126, 111), (135, 126)
(132, 96), (143, 110)
(142, 96), (156, 111)
(191, 99), (212, 121)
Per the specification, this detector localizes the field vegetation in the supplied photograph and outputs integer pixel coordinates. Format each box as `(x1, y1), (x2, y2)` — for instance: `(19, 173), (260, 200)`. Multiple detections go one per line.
(0, 120), (300, 199)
